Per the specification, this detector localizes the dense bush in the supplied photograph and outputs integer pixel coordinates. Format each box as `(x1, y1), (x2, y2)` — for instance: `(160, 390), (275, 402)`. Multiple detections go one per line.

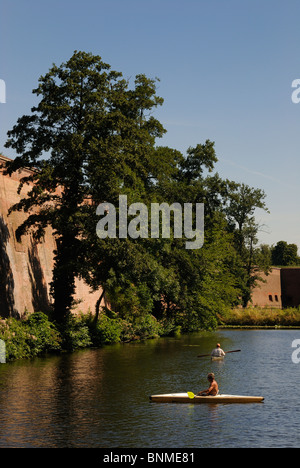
(85, 312), (123, 346)
(0, 312), (62, 361)
(128, 314), (163, 340)
(0, 310), (168, 361)
(59, 314), (92, 351)
(85, 310), (163, 345)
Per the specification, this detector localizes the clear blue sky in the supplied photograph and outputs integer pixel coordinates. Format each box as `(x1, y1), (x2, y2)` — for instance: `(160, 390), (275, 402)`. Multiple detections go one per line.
(1, 0), (300, 248)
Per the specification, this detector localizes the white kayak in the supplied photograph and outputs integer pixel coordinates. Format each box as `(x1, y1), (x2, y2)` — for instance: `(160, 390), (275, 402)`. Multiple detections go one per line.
(149, 392), (264, 404)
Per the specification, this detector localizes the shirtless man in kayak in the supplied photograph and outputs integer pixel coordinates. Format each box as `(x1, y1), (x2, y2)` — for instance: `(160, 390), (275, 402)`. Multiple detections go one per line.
(197, 373), (219, 396)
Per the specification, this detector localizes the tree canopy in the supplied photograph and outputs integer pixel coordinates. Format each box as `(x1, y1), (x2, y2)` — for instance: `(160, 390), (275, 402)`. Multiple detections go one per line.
(271, 241), (299, 266)
(5, 51), (269, 329)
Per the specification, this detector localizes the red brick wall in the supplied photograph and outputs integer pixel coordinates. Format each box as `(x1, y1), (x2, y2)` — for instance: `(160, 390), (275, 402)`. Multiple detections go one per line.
(250, 268), (300, 309)
(251, 268), (282, 308)
(0, 155), (102, 318)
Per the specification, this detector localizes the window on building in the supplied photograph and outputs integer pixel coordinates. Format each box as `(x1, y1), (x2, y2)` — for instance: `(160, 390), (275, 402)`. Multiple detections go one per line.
(275, 295), (279, 302)
(269, 294), (273, 302)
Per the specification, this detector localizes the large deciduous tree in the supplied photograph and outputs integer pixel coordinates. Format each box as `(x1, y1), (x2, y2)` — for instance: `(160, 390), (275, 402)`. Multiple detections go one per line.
(4, 50), (270, 330)
(5, 51), (165, 323)
(224, 183), (270, 307)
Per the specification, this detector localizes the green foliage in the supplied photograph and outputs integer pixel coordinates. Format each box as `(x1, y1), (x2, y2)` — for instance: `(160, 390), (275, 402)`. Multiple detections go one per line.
(128, 313), (163, 340)
(0, 312), (61, 361)
(4, 50), (272, 333)
(25, 311), (62, 354)
(94, 314), (123, 345)
(84, 311), (123, 346)
(59, 314), (92, 351)
(271, 241), (300, 266)
(84, 309), (163, 345)
(5, 51), (165, 323)
(0, 311), (166, 361)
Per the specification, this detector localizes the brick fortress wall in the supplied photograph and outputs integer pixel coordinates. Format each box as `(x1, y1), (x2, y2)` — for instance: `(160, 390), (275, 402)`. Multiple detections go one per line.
(248, 267), (300, 309)
(0, 155), (101, 318)
(250, 268), (282, 308)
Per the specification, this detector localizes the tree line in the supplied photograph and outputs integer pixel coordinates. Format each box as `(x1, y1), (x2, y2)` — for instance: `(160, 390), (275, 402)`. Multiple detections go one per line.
(4, 51), (291, 332)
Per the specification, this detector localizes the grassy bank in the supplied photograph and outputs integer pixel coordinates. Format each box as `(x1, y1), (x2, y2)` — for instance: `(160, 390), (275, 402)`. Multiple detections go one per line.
(220, 307), (300, 328)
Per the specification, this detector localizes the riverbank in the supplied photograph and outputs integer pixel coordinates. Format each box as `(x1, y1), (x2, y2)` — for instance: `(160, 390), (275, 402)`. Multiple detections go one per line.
(220, 307), (300, 328)
(2, 307), (300, 362)
(0, 311), (165, 361)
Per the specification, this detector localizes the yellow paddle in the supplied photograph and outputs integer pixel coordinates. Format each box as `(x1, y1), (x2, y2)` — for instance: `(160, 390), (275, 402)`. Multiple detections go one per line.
(188, 391), (219, 398)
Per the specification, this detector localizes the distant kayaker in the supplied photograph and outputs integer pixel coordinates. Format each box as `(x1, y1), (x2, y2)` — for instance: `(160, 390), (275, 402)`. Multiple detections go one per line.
(197, 373), (219, 396)
(211, 343), (225, 358)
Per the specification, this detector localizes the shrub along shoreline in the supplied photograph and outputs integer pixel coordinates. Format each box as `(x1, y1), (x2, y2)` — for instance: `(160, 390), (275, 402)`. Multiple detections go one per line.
(0, 311), (168, 362)
(1, 307), (300, 362)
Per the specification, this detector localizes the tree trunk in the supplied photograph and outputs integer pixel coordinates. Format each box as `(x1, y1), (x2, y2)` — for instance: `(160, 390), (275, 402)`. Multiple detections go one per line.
(51, 235), (77, 323)
(94, 289), (105, 323)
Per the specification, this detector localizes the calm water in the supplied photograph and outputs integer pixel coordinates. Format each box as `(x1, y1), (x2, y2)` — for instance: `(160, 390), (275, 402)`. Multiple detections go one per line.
(0, 329), (299, 448)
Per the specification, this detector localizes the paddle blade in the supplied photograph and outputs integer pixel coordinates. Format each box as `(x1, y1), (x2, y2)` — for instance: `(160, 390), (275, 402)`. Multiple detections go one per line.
(187, 391), (195, 399)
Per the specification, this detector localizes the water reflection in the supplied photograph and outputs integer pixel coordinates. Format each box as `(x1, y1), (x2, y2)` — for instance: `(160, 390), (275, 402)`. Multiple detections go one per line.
(0, 330), (299, 447)
(0, 351), (108, 447)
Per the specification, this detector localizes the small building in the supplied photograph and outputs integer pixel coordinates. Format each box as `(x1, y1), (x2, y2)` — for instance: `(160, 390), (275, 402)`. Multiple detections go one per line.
(251, 268), (282, 308)
(251, 267), (300, 308)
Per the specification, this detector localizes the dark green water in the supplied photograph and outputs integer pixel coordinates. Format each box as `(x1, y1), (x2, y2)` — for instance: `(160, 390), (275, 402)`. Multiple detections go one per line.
(0, 329), (299, 448)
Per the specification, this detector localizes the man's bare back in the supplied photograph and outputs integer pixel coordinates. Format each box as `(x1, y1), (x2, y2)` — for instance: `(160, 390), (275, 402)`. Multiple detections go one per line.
(197, 373), (218, 396)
